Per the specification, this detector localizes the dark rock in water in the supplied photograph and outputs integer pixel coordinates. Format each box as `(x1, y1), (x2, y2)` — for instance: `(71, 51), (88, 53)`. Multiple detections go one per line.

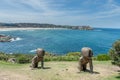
(0, 34), (13, 42)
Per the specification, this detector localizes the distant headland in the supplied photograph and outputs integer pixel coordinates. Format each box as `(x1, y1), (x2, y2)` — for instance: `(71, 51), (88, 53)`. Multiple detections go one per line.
(0, 23), (93, 30)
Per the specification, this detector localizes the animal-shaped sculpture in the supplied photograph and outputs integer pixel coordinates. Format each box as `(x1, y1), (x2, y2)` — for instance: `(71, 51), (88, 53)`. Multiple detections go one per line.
(31, 48), (45, 69)
(78, 47), (93, 73)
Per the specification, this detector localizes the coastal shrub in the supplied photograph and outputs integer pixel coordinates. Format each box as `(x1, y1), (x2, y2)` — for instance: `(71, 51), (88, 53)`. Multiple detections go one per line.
(64, 56), (79, 61)
(92, 57), (97, 60)
(43, 52), (80, 61)
(96, 54), (110, 61)
(12, 53), (24, 57)
(12, 53), (34, 64)
(44, 56), (52, 61)
(12, 53), (34, 58)
(45, 52), (54, 56)
(0, 52), (80, 62)
(44, 55), (79, 61)
(66, 52), (81, 56)
(51, 56), (59, 61)
(0, 52), (8, 61)
(17, 56), (30, 64)
(109, 40), (120, 66)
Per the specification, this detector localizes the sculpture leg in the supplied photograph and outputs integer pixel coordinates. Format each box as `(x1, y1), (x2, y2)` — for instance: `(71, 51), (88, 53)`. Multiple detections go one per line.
(41, 58), (44, 69)
(31, 56), (38, 68)
(89, 59), (93, 73)
(78, 59), (83, 71)
(35, 62), (38, 68)
(80, 64), (83, 71)
(31, 62), (38, 69)
(83, 64), (87, 71)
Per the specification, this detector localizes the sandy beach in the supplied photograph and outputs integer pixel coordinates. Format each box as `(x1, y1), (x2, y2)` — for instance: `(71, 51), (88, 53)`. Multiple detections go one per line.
(0, 27), (65, 31)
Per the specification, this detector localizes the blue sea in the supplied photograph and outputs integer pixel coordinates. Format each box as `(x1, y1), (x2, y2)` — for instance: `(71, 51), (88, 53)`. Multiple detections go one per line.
(0, 28), (120, 55)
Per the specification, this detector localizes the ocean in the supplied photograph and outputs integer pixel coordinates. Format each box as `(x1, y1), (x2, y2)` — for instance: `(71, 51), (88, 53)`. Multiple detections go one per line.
(0, 28), (120, 55)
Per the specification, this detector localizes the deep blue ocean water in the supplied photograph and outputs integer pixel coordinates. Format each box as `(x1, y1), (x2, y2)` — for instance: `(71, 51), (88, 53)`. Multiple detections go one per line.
(0, 28), (120, 55)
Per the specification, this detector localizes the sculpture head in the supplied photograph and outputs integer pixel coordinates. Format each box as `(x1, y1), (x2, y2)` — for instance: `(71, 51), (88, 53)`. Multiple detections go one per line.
(81, 47), (93, 58)
(36, 48), (45, 57)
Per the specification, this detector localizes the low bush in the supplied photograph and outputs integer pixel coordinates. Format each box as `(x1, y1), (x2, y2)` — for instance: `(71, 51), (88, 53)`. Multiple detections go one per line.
(17, 56), (30, 64)
(96, 54), (110, 61)
(66, 52), (81, 56)
(92, 57), (97, 60)
(44, 52), (80, 61)
(0, 52), (8, 61)
(109, 40), (120, 67)
(0, 51), (112, 63)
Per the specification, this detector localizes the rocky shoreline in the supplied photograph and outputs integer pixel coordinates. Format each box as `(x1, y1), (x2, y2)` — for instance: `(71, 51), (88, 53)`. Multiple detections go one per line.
(0, 34), (16, 42)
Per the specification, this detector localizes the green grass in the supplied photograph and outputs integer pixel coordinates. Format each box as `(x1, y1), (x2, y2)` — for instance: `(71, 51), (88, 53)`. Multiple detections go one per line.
(93, 60), (112, 64)
(103, 75), (120, 80)
(0, 61), (119, 80)
(0, 61), (27, 69)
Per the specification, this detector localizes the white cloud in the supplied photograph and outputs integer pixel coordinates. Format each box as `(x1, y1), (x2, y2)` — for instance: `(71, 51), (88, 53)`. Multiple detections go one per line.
(0, 0), (120, 28)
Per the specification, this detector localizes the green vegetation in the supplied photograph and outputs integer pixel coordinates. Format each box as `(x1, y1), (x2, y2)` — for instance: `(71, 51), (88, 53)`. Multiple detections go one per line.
(17, 56), (30, 63)
(0, 52), (119, 80)
(109, 40), (120, 67)
(0, 52), (34, 63)
(0, 51), (112, 64)
(66, 52), (80, 56)
(0, 61), (119, 80)
(95, 54), (110, 61)
(0, 52), (8, 61)
(44, 52), (80, 62)
(103, 75), (120, 80)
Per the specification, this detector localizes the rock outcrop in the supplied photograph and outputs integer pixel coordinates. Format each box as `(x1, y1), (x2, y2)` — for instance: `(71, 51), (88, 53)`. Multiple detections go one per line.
(0, 34), (13, 42)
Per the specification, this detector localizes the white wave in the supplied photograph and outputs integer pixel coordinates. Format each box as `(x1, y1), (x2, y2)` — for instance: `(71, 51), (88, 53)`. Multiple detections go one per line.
(10, 37), (22, 42)
(30, 49), (37, 53)
(9, 53), (13, 54)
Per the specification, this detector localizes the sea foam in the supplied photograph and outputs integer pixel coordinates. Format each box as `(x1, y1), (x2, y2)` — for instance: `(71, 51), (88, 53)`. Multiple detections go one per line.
(10, 37), (22, 42)
(30, 49), (37, 53)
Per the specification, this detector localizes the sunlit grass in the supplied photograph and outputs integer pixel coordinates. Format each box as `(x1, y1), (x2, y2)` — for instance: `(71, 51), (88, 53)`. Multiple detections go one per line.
(0, 61), (119, 80)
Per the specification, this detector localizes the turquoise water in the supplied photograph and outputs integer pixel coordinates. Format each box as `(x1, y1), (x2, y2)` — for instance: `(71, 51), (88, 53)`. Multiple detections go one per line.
(0, 28), (120, 55)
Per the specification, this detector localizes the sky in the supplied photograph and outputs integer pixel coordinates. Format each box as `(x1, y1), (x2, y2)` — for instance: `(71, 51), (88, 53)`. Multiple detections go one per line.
(0, 0), (120, 28)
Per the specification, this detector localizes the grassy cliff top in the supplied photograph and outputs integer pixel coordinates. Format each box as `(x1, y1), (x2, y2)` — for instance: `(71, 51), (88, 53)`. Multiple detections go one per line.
(0, 61), (119, 80)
